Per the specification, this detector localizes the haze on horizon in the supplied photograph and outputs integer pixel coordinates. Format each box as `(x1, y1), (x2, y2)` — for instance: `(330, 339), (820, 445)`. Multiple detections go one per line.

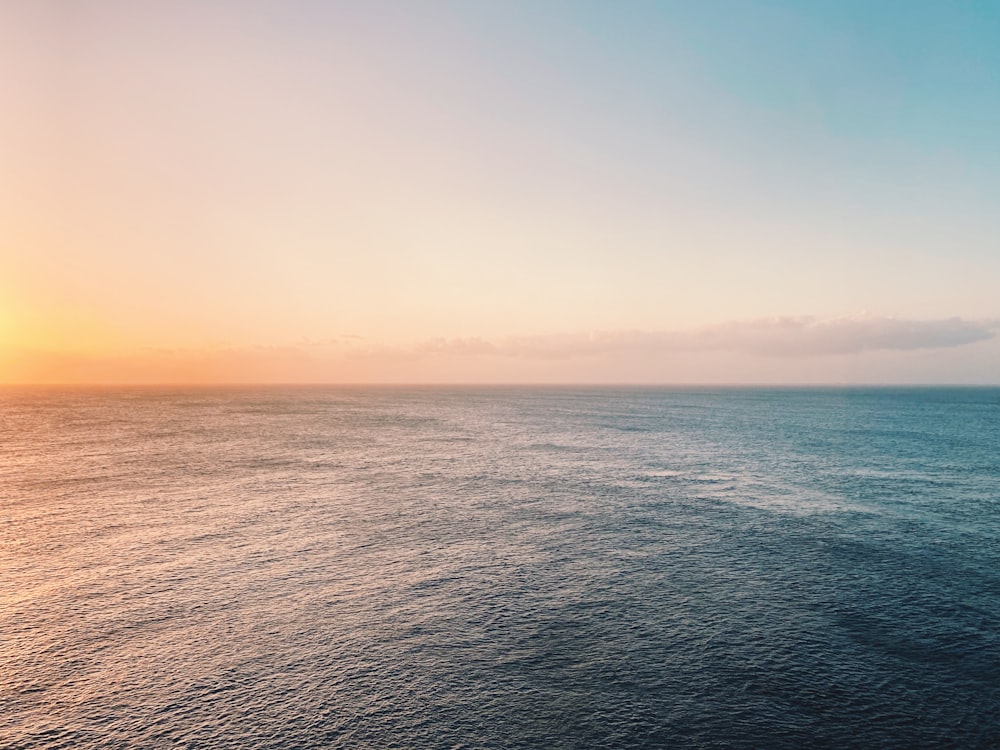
(2, 0), (999, 384)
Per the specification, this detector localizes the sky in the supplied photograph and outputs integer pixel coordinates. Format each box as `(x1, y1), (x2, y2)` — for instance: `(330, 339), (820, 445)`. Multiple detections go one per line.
(2, 0), (999, 384)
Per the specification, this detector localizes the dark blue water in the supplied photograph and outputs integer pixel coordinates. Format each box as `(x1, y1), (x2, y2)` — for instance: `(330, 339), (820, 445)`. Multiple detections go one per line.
(2, 387), (999, 748)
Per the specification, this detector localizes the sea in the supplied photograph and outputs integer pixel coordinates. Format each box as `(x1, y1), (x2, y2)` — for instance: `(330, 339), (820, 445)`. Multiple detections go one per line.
(2, 386), (998, 749)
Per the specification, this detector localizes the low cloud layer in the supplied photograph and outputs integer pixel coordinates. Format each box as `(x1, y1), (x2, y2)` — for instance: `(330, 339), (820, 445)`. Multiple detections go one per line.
(406, 316), (998, 360)
(2, 316), (995, 384)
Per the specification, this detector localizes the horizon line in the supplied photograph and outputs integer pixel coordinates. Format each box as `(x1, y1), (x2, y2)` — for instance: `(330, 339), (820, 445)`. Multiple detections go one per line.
(2, 382), (998, 389)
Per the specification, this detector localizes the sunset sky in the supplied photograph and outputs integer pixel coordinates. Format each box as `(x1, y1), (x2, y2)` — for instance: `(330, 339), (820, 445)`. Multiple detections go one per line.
(3, 0), (998, 383)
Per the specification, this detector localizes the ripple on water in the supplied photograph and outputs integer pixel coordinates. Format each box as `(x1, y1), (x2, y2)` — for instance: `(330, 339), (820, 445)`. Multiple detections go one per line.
(2, 386), (999, 749)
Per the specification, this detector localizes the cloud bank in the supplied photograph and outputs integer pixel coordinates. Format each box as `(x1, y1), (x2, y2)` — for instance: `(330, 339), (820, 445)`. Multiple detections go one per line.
(406, 316), (998, 360)
(2, 316), (995, 384)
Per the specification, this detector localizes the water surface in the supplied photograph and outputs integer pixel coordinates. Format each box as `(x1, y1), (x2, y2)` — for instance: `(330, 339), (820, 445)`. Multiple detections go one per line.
(2, 387), (999, 748)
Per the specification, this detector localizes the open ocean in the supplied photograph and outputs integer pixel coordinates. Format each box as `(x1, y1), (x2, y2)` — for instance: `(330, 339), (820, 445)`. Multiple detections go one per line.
(2, 386), (999, 749)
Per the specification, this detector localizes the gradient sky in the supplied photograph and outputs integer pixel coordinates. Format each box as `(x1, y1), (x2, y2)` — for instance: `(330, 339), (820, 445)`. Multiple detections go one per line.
(3, 0), (999, 383)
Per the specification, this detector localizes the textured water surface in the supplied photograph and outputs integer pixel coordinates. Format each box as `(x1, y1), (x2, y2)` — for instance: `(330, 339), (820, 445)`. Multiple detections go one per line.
(2, 386), (999, 748)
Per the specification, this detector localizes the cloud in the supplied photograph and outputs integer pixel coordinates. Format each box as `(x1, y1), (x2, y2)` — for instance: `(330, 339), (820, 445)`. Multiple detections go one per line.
(403, 316), (998, 360)
(3, 315), (995, 384)
(696, 316), (998, 356)
(416, 337), (498, 355)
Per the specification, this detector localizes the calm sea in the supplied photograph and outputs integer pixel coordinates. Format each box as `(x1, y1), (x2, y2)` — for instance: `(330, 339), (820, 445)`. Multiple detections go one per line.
(2, 387), (999, 749)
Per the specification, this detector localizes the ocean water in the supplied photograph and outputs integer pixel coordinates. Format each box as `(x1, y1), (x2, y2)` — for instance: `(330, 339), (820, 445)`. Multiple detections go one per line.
(2, 386), (999, 749)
